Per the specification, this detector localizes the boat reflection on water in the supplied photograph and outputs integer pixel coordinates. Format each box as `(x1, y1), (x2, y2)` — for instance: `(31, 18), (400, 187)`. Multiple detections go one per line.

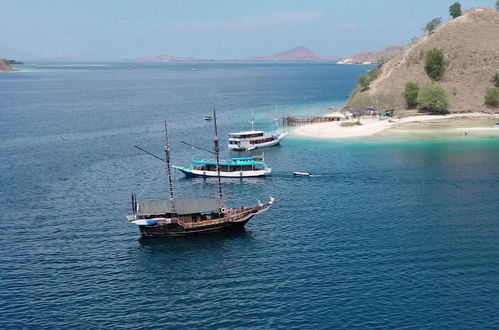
(138, 229), (253, 250)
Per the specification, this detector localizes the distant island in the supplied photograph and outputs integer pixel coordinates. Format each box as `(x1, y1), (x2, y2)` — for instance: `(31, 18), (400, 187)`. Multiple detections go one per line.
(235, 46), (341, 62)
(337, 46), (403, 65)
(128, 46), (403, 64)
(292, 7), (499, 140)
(131, 55), (208, 62)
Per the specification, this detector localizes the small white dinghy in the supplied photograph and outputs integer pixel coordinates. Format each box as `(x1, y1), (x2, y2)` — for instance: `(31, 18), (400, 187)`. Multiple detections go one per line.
(293, 171), (311, 177)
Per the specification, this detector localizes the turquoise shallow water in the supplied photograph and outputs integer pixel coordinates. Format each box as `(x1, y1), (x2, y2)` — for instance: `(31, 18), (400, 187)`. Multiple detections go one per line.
(1, 62), (499, 329)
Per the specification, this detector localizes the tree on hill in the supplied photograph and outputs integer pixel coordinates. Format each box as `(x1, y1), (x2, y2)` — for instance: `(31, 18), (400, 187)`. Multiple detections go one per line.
(359, 75), (370, 89)
(493, 70), (499, 88)
(449, 2), (462, 18)
(358, 68), (380, 90)
(423, 17), (442, 34)
(496, 0), (499, 11)
(403, 82), (420, 109)
(485, 87), (499, 107)
(425, 48), (445, 80)
(349, 93), (374, 121)
(417, 84), (450, 114)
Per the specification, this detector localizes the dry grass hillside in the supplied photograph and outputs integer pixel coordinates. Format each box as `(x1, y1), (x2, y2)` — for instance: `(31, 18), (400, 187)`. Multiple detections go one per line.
(350, 8), (499, 113)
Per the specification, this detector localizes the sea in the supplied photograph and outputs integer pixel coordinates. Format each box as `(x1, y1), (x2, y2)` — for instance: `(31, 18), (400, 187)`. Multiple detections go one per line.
(1, 62), (499, 329)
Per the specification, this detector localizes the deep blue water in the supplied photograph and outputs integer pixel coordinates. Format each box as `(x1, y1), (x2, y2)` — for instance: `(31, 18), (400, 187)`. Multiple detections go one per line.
(1, 62), (499, 329)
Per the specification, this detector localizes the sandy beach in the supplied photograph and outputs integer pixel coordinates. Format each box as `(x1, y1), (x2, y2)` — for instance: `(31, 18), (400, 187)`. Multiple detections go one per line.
(292, 112), (499, 139)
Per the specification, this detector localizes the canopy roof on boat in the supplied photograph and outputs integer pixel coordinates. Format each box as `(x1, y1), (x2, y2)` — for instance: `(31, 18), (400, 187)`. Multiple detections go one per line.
(229, 130), (264, 136)
(137, 198), (221, 216)
(190, 156), (265, 166)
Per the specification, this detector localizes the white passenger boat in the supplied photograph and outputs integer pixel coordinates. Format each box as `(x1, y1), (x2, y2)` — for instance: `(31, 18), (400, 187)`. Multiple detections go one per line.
(173, 155), (272, 178)
(228, 109), (287, 151)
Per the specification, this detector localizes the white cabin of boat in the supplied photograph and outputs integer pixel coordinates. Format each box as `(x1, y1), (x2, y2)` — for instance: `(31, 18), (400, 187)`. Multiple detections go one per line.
(228, 129), (287, 151)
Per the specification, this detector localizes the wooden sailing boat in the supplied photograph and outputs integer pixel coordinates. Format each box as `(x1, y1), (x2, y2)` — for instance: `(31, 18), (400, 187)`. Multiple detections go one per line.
(126, 110), (276, 237)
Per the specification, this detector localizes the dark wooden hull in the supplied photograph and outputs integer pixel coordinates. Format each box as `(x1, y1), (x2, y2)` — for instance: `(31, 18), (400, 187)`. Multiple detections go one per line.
(139, 216), (253, 237)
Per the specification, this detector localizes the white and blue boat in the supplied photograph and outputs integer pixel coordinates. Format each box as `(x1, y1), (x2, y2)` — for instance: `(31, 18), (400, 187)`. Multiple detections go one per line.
(173, 155), (271, 178)
(228, 109), (287, 151)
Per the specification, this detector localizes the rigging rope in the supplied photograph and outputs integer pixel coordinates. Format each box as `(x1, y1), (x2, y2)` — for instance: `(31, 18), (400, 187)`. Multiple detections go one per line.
(137, 162), (164, 198)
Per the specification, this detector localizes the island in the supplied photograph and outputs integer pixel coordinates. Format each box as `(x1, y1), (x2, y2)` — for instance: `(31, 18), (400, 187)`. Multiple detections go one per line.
(293, 8), (499, 139)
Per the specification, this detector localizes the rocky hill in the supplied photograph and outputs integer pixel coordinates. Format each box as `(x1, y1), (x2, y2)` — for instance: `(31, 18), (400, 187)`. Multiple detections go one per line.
(338, 46), (403, 65)
(349, 8), (499, 113)
(0, 59), (13, 71)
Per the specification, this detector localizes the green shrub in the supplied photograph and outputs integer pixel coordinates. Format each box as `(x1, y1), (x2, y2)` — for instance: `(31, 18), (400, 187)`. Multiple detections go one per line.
(403, 82), (420, 109)
(358, 68), (380, 89)
(493, 70), (499, 88)
(417, 84), (450, 114)
(367, 68), (379, 80)
(425, 48), (445, 80)
(423, 17), (442, 34)
(449, 2), (462, 18)
(359, 75), (370, 89)
(485, 87), (499, 107)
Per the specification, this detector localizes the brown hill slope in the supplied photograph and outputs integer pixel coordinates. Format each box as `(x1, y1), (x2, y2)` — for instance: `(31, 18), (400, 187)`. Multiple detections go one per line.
(350, 8), (499, 113)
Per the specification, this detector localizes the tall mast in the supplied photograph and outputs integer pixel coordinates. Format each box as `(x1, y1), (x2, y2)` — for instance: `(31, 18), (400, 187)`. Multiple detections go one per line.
(249, 109), (255, 131)
(213, 109), (223, 206)
(164, 121), (176, 207)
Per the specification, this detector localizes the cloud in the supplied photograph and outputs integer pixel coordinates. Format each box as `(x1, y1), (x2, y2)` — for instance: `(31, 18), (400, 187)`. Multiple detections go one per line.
(170, 11), (321, 32)
(336, 24), (358, 30)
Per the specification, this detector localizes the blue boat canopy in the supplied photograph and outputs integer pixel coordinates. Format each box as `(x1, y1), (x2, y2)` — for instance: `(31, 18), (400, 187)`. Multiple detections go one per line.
(191, 157), (265, 166)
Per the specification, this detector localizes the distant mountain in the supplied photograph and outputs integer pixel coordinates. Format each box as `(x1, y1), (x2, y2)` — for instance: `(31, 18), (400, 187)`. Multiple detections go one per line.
(238, 46), (341, 62)
(338, 46), (403, 65)
(131, 55), (208, 62)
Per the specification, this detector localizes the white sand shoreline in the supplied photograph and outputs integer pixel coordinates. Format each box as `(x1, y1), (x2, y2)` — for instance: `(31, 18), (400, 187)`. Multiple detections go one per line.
(291, 112), (499, 139)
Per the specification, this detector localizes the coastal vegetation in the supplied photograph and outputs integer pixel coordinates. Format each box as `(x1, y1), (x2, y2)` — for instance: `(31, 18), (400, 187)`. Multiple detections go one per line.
(485, 87), (498, 107)
(403, 82), (420, 109)
(340, 121), (362, 127)
(417, 84), (450, 114)
(358, 68), (380, 89)
(425, 48), (445, 81)
(405, 36), (420, 49)
(424, 17), (442, 34)
(449, 2), (462, 18)
(5, 59), (23, 65)
(493, 70), (499, 87)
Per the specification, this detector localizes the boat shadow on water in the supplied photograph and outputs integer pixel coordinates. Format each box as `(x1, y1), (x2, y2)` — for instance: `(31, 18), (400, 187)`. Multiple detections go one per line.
(138, 228), (253, 250)
(180, 176), (270, 186)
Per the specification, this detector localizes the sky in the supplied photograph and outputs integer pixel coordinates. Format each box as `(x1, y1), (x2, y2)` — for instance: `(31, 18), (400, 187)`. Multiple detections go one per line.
(0, 0), (494, 60)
